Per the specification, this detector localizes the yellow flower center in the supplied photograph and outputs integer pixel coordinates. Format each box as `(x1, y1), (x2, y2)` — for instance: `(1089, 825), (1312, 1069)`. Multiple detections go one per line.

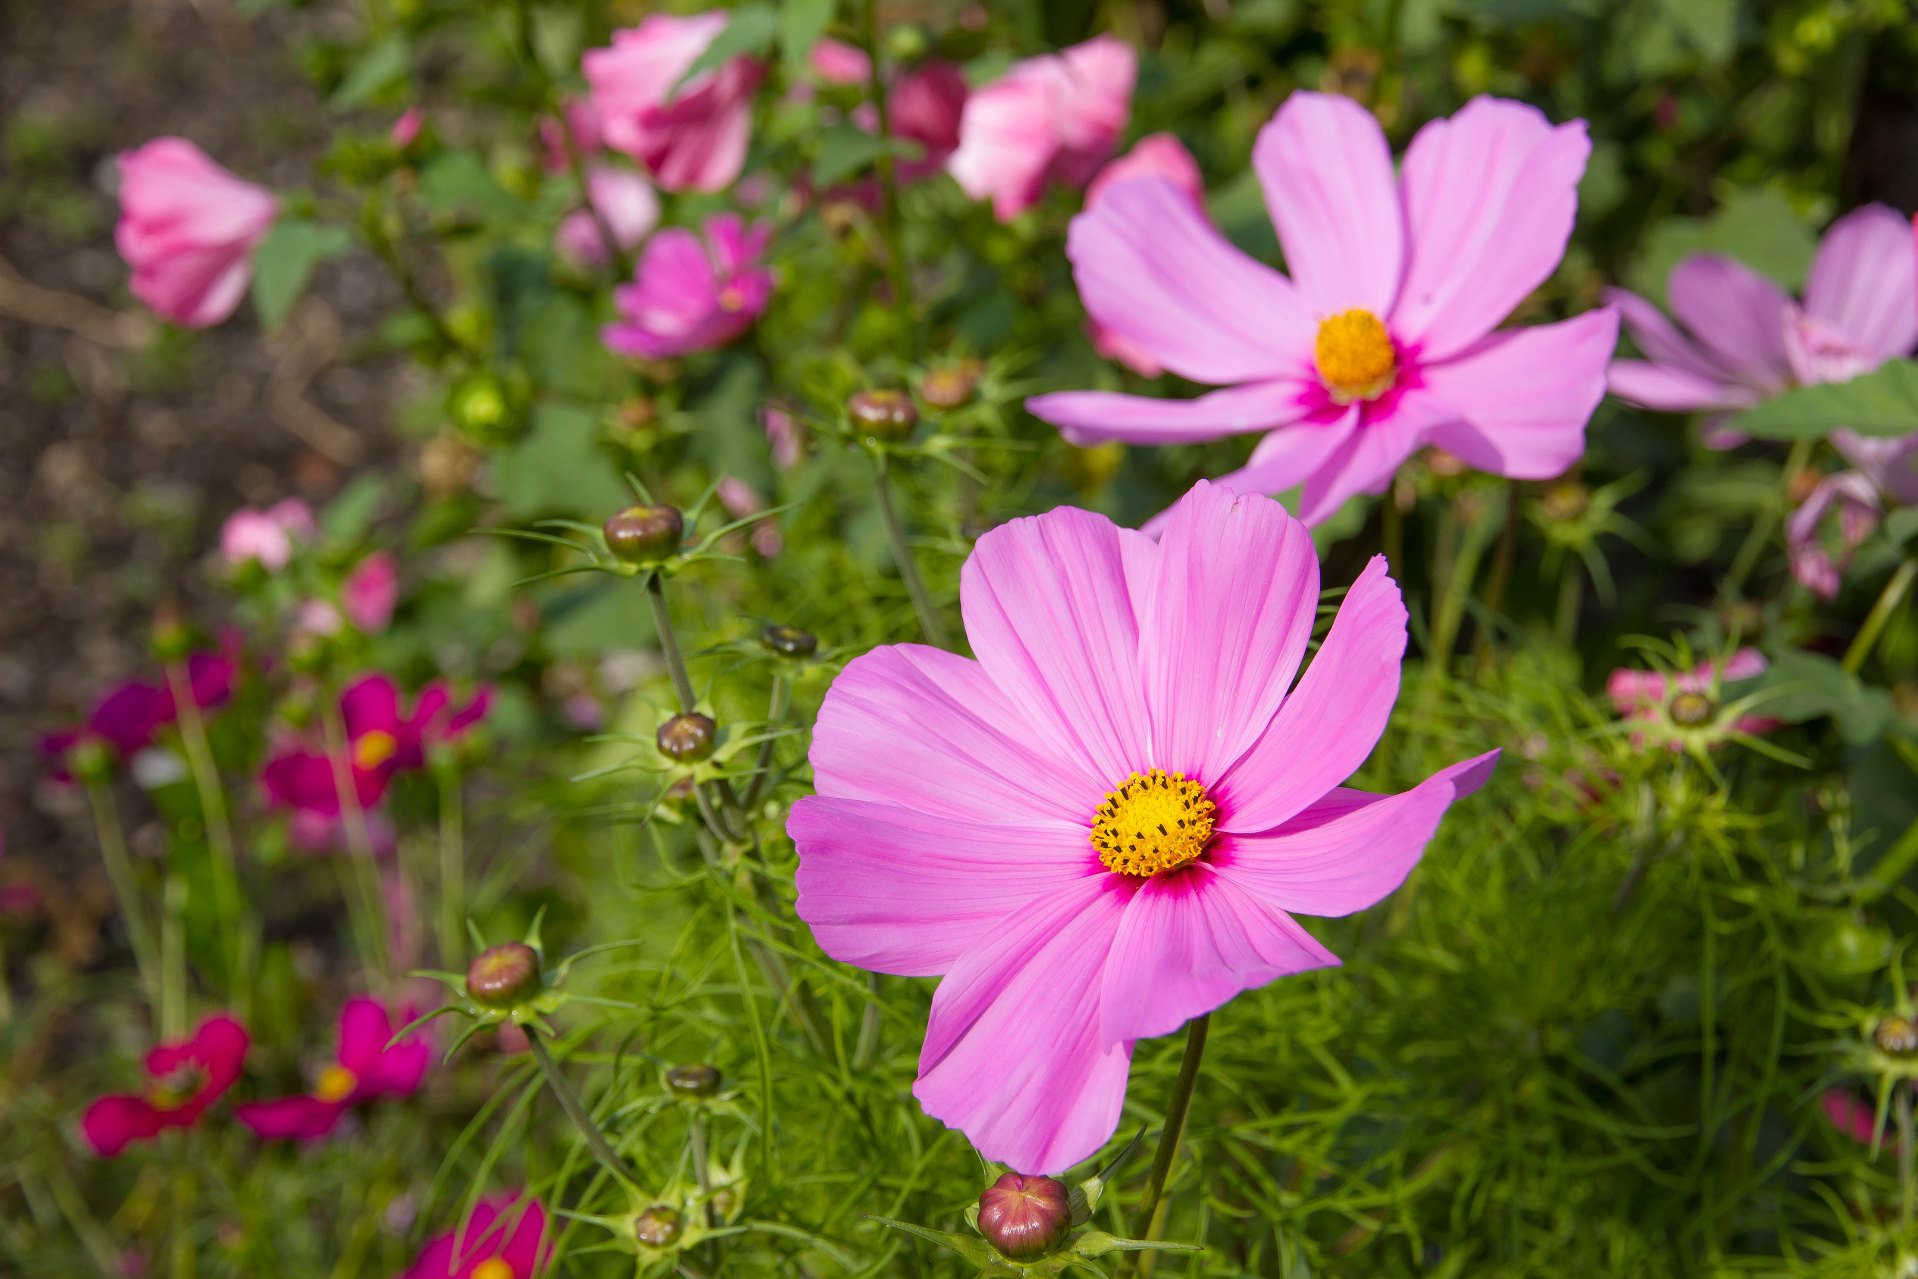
(1314, 309), (1397, 401)
(1090, 769), (1216, 877)
(314, 1064), (358, 1103)
(147, 1065), (207, 1111)
(471, 1261), (515, 1279)
(352, 730), (398, 771)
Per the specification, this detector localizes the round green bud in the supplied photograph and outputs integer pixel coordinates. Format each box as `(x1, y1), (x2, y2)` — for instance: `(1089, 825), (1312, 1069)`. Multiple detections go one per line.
(656, 712), (717, 763)
(603, 505), (685, 564)
(466, 942), (541, 1009)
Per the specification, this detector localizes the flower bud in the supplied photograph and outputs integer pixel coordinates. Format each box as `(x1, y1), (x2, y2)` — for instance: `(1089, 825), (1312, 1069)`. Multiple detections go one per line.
(633, 1204), (683, 1248)
(977, 1172), (1072, 1261)
(657, 713), (717, 762)
(1668, 691), (1714, 726)
(603, 505), (685, 564)
(847, 389), (918, 442)
(919, 361), (982, 410)
(66, 737), (117, 786)
(666, 1062), (722, 1098)
(467, 941), (541, 1009)
(1541, 479), (1590, 523)
(1876, 1016), (1918, 1059)
(759, 624), (818, 659)
(151, 608), (194, 664)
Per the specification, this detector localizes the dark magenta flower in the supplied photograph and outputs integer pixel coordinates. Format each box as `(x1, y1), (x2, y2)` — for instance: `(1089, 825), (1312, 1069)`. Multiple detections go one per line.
(236, 998), (430, 1141)
(82, 1015), (250, 1156)
(42, 632), (243, 781)
(261, 674), (490, 820)
(399, 1195), (550, 1279)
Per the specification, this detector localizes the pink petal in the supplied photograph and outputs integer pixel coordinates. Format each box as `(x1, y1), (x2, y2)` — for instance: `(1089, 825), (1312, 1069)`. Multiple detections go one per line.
(82, 1095), (168, 1156)
(791, 796), (1100, 977)
(340, 674), (402, 740)
(1252, 92), (1405, 317)
(1606, 286), (1747, 384)
(1097, 863), (1339, 1045)
(914, 875), (1135, 1174)
(1136, 481), (1320, 782)
(1666, 255), (1795, 389)
(1047, 35), (1136, 184)
(234, 1096), (347, 1142)
(1202, 411), (1361, 511)
(1027, 379), (1320, 446)
(1822, 1090), (1883, 1147)
(1394, 98), (1590, 359)
(1295, 400), (1435, 525)
(960, 507), (1158, 785)
(1606, 359), (1758, 413)
(1086, 132), (1202, 206)
(1215, 557), (1405, 833)
(1805, 204), (1918, 362)
(1213, 749), (1498, 915)
(947, 67), (1061, 221)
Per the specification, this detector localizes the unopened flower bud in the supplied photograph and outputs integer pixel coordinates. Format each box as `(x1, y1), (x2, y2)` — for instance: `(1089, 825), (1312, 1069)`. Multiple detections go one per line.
(1541, 480), (1590, 523)
(467, 942), (541, 1009)
(759, 624), (818, 659)
(1876, 1016), (1918, 1058)
(656, 713), (717, 762)
(1668, 691), (1714, 726)
(603, 505), (684, 563)
(633, 1204), (683, 1248)
(151, 608), (193, 663)
(66, 737), (117, 786)
(666, 1062), (722, 1098)
(919, 362), (982, 410)
(977, 1172), (1072, 1261)
(847, 389), (917, 442)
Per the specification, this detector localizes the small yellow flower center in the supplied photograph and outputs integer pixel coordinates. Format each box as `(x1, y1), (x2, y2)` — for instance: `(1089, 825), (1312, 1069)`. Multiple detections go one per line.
(147, 1065), (207, 1111)
(717, 284), (745, 312)
(352, 730), (398, 771)
(471, 1261), (516, 1279)
(1313, 309), (1397, 401)
(1090, 769), (1216, 877)
(314, 1064), (358, 1103)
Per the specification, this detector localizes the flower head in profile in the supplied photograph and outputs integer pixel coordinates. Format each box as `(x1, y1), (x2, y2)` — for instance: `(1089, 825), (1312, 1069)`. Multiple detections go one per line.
(400, 1195), (549, 1279)
(555, 166), (659, 269)
(236, 999), (429, 1141)
(1028, 93), (1617, 527)
(262, 674), (489, 823)
(221, 499), (316, 572)
(789, 481), (1497, 1173)
(948, 35), (1136, 221)
(602, 214), (772, 360)
(82, 1015), (249, 1156)
(583, 13), (764, 193)
(116, 138), (277, 328)
(1606, 649), (1777, 750)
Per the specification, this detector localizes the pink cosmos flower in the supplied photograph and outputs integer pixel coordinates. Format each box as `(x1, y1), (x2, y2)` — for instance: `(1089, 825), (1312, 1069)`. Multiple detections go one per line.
(262, 674), (489, 821)
(1027, 93), (1617, 527)
(82, 1015), (249, 1156)
(1081, 134), (1205, 377)
(236, 998), (430, 1141)
(220, 498), (316, 572)
(554, 166), (659, 268)
(810, 40), (969, 185)
(115, 138), (278, 328)
(343, 552), (400, 633)
(400, 1195), (550, 1279)
(602, 214), (772, 360)
(582, 13), (765, 194)
(788, 480), (1498, 1173)
(539, 98), (603, 173)
(42, 634), (243, 781)
(1606, 649), (1777, 746)
(948, 35), (1136, 221)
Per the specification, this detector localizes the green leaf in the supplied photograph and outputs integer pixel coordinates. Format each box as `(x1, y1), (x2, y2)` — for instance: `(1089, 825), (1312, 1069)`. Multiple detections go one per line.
(673, 4), (779, 93)
(1724, 360), (1918, 442)
(250, 220), (355, 329)
(1886, 507), (1918, 549)
(331, 32), (410, 109)
(779, 0), (837, 68)
(812, 123), (889, 186)
(1627, 188), (1816, 301)
(495, 404), (631, 520)
(417, 151), (522, 221)
(1747, 649), (1895, 746)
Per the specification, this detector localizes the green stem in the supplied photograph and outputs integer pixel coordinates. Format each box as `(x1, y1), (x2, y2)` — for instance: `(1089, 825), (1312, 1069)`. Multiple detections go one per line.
(739, 672), (790, 813)
(1719, 439), (1814, 603)
(437, 765), (466, 968)
(871, 458), (949, 647)
(689, 1110), (717, 1229)
(1120, 1014), (1210, 1277)
(1474, 482), (1520, 661)
(1381, 498), (1405, 573)
(1899, 1084), (1915, 1232)
(647, 574), (699, 713)
(861, 0), (917, 356)
(85, 779), (160, 1018)
(1842, 555), (1917, 675)
(527, 1025), (639, 1188)
(321, 692), (392, 993)
(1554, 554), (1582, 650)
(853, 971), (883, 1071)
(166, 663), (251, 1019)
(160, 872), (187, 1041)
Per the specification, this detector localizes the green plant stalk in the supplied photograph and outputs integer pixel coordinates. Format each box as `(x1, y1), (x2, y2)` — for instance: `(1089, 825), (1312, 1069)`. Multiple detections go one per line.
(1900, 1084), (1915, 1231)
(161, 872), (187, 1040)
(647, 574), (699, 713)
(436, 765), (466, 968)
(321, 693), (392, 993)
(1381, 498), (1405, 575)
(165, 662), (252, 1019)
(853, 971), (883, 1072)
(1842, 555), (1916, 675)
(689, 1109), (716, 1229)
(1119, 1013), (1210, 1278)
(871, 457), (950, 648)
(527, 1026), (639, 1189)
(1719, 439), (1814, 603)
(85, 779), (161, 1019)
(1474, 482), (1520, 661)
(739, 671), (790, 812)
(1429, 500), (1498, 671)
(1554, 554), (1582, 649)
(861, 0), (918, 356)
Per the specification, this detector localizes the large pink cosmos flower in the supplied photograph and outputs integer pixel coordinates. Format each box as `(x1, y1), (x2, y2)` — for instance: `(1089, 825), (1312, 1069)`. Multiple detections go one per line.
(82, 1015), (249, 1156)
(116, 138), (278, 328)
(789, 481), (1498, 1173)
(947, 35), (1136, 221)
(1027, 93), (1617, 528)
(582, 13), (764, 194)
(602, 214), (772, 360)
(262, 674), (489, 821)
(42, 633), (243, 781)
(1081, 134), (1206, 378)
(236, 998), (430, 1141)
(400, 1195), (550, 1279)
(554, 166), (659, 268)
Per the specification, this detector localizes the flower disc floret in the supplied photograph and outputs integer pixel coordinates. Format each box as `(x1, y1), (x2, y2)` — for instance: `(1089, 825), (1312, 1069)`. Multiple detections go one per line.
(1090, 769), (1215, 876)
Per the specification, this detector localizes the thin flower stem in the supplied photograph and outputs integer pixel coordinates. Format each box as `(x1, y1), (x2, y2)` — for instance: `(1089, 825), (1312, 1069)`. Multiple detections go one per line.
(1474, 481), (1520, 661)
(689, 1110), (716, 1228)
(1899, 1084), (1915, 1231)
(1842, 555), (1917, 675)
(1120, 1013), (1210, 1277)
(861, 0), (918, 357)
(321, 693), (392, 993)
(165, 663), (251, 1019)
(160, 873), (187, 1041)
(871, 458), (950, 648)
(437, 765), (466, 968)
(527, 1025), (639, 1189)
(739, 671), (790, 812)
(853, 972), (883, 1071)
(85, 779), (160, 1017)
(1381, 498), (1405, 574)
(1554, 554), (1582, 649)
(647, 574), (700, 713)
(1719, 439), (1814, 603)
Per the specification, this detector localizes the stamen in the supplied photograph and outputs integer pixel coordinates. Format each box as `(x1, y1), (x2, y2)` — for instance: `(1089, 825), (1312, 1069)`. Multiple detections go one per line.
(352, 730), (398, 772)
(1314, 309), (1397, 402)
(1089, 768), (1216, 877)
(314, 1064), (358, 1103)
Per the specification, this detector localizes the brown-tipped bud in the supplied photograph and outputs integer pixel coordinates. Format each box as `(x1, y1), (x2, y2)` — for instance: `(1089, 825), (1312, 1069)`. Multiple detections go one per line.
(633, 1204), (683, 1248)
(1540, 480), (1591, 523)
(467, 942), (541, 1009)
(1668, 691), (1715, 727)
(919, 361), (982, 410)
(1876, 1016), (1918, 1058)
(666, 1062), (722, 1098)
(656, 712), (717, 762)
(759, 624), (818, 659)
(977, 1172), (1073, 1261)
(847, 389), (918, 441)
(603, 504), (685, 564)
(65, 737), (117, 786)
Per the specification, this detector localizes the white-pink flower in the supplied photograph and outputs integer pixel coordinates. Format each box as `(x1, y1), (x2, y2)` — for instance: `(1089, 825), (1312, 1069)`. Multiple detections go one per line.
(220, 499), (315, 572)
(116, 138), (278, 328)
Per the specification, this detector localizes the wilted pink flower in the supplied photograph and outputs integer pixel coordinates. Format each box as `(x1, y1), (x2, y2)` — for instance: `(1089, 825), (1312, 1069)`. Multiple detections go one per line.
(1082, 134), (1205, 377)
(1786, 471), (1884, 600)
(554, 166), (659, 268)
(390, 108), (425, 148)
(717, 476), (782, 556)
(343, 552), (399, 633)
(583, 13), (765, 193)
(789, 480), (1497, 1172)
(1028, 93), (1616, 527)
(1606, 649), (1776, 746)
(948, 35), (1136, 220)
(400, 1195), (550, 1279)
(220, 499), (315, 572)
(42, 634), (243, 781)
(539, 98), (603, 173)
(236, 999), (429, 1141)
(602, 214), (772, 359)
(115, 138), (277, 328)
(262, 674), (489, 821)
(83, 1015), (249, 1156)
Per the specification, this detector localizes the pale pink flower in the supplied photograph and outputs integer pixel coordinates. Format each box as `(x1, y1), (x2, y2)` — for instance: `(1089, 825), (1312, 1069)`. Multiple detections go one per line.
(583, 13), (765, 193)
(602, 214), (772, 359)
(390, 108), (424, 148)
(1081, 134), (1205, 377)
(343, 552), (399, 633)
(789, 480), (1497, 1172)
(115, 138), (278, 328)
(948, 35), (1136, 220)
(220, 499), (316, 572)
(554, 166), (659, 268)
(1028, 93), (1616, 527)
(717, 476), (781, 556)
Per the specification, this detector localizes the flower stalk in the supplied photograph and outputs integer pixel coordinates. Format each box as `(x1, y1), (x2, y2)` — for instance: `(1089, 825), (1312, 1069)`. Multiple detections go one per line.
(1842, 555), (1916, 675)
(321, 691), (392, 993)
(165, 661), (251, 1018)
(860, 0), (918, 356)
(1119, 1013), (1210, 1277)
(871, 457), (949, 648)
(85, 779), (161, 1019)
(526, 1025), (639, 1190)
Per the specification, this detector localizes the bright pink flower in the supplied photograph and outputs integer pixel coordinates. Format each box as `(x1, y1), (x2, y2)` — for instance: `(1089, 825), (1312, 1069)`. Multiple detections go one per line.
(789, 480), (1497, 1173)
(115, 138), (277, 328)
(1028, 93), (1616, 527)
(1786, 471), (1883, 600)
(236, 998), (430, 1141)
(948, 35), (1136, 220)
(1605, 649), (1776, 745)
(582, 13), (765, 194)
(539, 98), (603, 173)
(261, 674), (489, 820)
(717, 476), (782, 556)
(82, 1015), (249, 1156)
(42, 635), (243, 780)
(873, 60), (969, 182)
(390, 108), (425, 148)
(399, 1195), (550, 1279)
(343, 552), (400, 633)
(1081, 134), (1205, 377)
(602, 214), (772, 360)
(220, 498), (315, 572)
(554, 166), (659, 268)
(1823, 1089), (1884, 1147)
